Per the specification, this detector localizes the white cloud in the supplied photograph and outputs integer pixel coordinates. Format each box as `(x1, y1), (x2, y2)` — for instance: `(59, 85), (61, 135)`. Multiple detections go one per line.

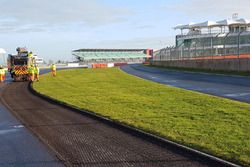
(0, 0), (133, 32)
(165, 0), (250, 20)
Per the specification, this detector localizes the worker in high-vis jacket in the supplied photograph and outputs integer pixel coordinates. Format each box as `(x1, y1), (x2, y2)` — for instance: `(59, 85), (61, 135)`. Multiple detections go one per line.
(27, 52), (34, 67)
(28, 51), (33, 58)
(34, 65), (40, 81)
(0, 65), (5, 82)
(28, 65), (35, 81)
(50, 64), (56, 77)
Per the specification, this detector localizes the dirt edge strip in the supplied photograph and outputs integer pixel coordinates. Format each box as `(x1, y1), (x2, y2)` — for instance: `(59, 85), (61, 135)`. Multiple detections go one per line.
(29, 82), (241, 167)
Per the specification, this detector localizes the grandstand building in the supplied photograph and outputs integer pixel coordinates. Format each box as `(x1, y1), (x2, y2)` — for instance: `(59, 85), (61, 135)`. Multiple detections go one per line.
(153, 16), (250, 61)
(151, 17), (250, 71)
(72, 49), (153, 64)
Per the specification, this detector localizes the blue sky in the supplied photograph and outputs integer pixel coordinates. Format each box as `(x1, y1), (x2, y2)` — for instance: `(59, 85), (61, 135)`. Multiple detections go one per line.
(0, 0), (249, 62)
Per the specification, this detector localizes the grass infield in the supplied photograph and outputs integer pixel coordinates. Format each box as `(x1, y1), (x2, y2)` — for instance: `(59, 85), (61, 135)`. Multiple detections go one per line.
(33, 68), (250, 166)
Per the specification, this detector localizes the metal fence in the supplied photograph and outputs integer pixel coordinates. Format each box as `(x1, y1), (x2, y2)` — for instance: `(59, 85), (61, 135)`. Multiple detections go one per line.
(153, 31), (250, 61)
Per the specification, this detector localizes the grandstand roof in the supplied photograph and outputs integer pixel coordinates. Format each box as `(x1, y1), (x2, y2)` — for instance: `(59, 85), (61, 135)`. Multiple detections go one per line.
(174, 22), (195, 30)
(73, 49), (147, 52)
(191, 21), (218, 28)
(174, 18), (250, 30)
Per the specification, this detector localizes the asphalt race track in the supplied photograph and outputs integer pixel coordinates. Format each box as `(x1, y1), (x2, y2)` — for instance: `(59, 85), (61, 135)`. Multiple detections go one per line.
(0, 70), (215, 167)
(121, 64), (250, 103)
(0, 73), (63, 167)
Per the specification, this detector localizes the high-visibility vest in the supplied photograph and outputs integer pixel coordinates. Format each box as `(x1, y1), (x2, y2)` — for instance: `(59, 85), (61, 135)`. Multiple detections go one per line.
(28, 67), (31, 73)
(28, 67), (35, 74)
(51, 65), (56, 71)
(0, 69), (5, 75)
(28, 53), (33, 58)
(34, 67), (40, 74)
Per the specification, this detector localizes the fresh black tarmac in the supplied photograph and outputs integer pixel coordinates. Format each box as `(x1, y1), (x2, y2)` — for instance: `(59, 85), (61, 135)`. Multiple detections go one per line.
(0, 74), (62, 167)
(0, 79), (210, 167)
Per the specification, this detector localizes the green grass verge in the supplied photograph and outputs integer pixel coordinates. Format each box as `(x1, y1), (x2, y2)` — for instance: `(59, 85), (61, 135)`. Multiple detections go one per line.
(148, 64), (250, 77)
(33, 68), (250, 166)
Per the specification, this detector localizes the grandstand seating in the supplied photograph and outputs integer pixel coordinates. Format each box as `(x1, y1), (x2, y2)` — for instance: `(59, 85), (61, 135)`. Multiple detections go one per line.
(72, 49), (151, 61)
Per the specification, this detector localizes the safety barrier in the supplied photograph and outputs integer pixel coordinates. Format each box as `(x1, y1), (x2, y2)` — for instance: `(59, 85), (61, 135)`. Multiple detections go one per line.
(114, 63), (128, 67)
(152, 58), (250, 71)
(92, 63), (108, 68)
(192, 54), (250, 60)
(107, 63), (114, 68)
(143, 61), (150, 65)
(90, 63), (128, 68)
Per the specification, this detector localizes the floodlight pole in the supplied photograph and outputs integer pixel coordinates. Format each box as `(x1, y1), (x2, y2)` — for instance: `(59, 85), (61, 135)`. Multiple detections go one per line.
(237, 30), (244, 72)
(237, 32), (240, 71)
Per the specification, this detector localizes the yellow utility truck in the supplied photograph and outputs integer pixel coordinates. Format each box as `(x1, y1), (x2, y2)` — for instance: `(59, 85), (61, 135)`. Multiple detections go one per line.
(7, 47), (35, 81)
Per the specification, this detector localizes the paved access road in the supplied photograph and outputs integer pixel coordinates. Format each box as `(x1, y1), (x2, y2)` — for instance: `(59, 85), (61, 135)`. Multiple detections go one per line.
(0, 80), (212, 166)
(121, 64), (250, 103)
